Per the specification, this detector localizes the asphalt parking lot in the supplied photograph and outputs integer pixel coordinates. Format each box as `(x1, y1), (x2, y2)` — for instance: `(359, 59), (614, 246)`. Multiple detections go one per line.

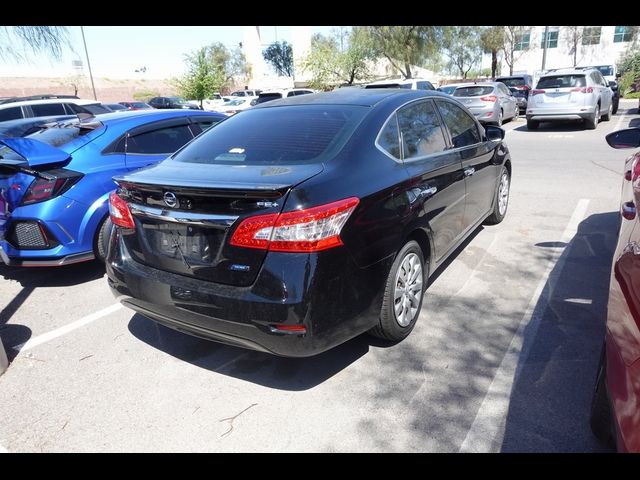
(1, 100), (638, 452)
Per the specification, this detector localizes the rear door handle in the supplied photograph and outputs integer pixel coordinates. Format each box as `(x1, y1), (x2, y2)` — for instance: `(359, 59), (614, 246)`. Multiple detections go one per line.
(464, 167), (475, 177)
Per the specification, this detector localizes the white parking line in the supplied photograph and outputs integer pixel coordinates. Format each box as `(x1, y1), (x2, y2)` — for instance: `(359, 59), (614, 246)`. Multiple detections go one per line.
(13, 303), (123, 353)
(459, 198), (590, 452)
(614, 109), (627, 132)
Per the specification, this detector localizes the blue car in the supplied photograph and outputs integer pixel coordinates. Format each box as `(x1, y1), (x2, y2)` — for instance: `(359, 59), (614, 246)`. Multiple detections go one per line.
(0, 109), (224, 266)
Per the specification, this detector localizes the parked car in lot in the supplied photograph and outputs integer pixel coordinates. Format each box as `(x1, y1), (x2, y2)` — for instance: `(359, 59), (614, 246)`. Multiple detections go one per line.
(254, 88), (315, 105)
(452, 82), (519, 126)
(365, 78), (435, 91)
(590, 126), (640, 453)
(231, 89), (261, 97)
(106, 88), (511, 357)
(579, 65), (620, 114)
(0, 115), (75, 137)
(0, 96), (112, 122)
(526, 68), (613, 130)
(211, 96), (257, 116)
(148, 96), (202, 110)
(0, 109), (224, 266)
(495, 74), (533, 113)
(119, 101), (153, 111)
(103, 103), (129, 112)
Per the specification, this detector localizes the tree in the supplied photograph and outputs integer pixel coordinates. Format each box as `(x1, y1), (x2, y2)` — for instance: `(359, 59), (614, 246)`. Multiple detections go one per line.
(263, 41), (293, 77)
(175, 43), (248, 107)
(502, 26), (530, 75)
(365, 26), (443, 79)
(443, 26), (482, 79)
(0, 26), (70, 61)
(564, 26), (584, 67)
(303, 27), (376, 90)
(480, 26), (504, 79)
(618, 48), (640, 95)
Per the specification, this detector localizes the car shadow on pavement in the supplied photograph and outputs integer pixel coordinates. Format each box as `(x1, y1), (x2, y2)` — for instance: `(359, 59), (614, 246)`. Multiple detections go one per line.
(500, 211), (619, 452)
(513, 121), (593, 133)
(127, 225), (487, 392)
(127, 313), (373, 391)
(0, 260), (105, 361)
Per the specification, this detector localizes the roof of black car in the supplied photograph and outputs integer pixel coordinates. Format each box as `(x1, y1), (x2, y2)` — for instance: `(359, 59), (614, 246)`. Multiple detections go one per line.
(252, 88), (448, 108)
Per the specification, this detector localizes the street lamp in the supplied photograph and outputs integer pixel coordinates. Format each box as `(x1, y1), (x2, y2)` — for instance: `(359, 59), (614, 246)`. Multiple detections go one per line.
(80, 26), (97, 101)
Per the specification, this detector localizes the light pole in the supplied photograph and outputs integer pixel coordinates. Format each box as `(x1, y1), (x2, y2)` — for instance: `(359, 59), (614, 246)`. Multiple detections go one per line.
(541, 26), (549, 72)
(80, 26), (97, 101)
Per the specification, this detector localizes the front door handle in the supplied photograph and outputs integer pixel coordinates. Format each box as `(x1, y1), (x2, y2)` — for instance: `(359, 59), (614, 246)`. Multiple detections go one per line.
(464, 167), (475, 177)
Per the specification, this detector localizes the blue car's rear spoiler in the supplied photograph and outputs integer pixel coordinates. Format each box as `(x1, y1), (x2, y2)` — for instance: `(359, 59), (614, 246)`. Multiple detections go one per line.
(0, 137), (70, 168)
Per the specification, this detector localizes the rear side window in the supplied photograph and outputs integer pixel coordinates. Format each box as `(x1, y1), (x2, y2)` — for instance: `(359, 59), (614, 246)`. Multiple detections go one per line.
(454, 86), (494, 97)
(172, 105), (368, 166)
(435, 100), (481, 148)
(537, 75), (586, 89)
(0, 107), (23, 122)
(127, 125), (194, 154)
(31, 103), (66, 116)
(255, 93), (283, 104)
(397, 100), (447, 159)
(377, 115), (400, 159)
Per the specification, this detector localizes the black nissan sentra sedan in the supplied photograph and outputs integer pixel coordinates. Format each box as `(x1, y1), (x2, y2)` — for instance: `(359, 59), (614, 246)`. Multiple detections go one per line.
(106, 88), (511, 357)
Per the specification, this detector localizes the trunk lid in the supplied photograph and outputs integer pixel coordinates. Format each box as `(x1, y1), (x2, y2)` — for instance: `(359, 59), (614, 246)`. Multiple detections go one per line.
(115, 160), (324, 286)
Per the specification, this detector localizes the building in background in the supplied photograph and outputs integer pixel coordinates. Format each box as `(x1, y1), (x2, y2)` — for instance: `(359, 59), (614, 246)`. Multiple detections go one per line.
(482, 26), (636, 79)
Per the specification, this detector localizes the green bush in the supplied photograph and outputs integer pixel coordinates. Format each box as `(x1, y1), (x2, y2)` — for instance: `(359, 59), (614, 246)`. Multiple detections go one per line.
(623, 91), (640, 99)
(133, 90), (159, 102)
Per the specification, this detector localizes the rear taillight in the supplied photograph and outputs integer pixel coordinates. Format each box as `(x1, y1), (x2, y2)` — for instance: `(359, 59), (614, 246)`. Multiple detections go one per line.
(480, 95), (497, 102)
(627, 155), (640, 182)
(230, 197), (359, 253)
(21, 174), (82, 206)
(531, 89), (545, 96)
(109, 191), (135, 229)
(516, 85), (530, 91)
(571, 87), (594, 93)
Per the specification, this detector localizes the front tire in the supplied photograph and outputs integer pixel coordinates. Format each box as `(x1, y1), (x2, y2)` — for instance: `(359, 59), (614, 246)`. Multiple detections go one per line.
(485, 166), (510, 225)
(370, 240), (426, 342)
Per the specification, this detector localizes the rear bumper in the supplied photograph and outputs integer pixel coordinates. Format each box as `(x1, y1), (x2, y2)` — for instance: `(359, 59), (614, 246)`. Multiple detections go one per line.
(526, 104), (596, 122)
(106, 228), (393, 357)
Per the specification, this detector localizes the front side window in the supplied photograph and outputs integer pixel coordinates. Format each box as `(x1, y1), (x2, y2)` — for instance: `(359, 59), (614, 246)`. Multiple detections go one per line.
(435, 100), (481, 149)
(540, 29), (558, 48)
(614, 26), (633, 43)
(397, 100), (447, 159)
(514, 32), (530, 51)
(172, 105), (368, 166)
(127, 125), (193, 155)
(582, 27), (602, 45)
(376, 115), (400, 159)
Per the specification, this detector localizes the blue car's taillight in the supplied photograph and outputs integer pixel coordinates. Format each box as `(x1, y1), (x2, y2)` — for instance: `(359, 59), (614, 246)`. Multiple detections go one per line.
(21, 171), (83, 206)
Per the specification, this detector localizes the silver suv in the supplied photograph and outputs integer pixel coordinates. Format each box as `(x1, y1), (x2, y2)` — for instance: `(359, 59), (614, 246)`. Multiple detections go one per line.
(526, 68), (613, 130)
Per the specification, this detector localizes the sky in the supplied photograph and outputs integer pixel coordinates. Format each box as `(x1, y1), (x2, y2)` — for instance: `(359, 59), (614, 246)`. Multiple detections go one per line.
(0, 26), (344, 79)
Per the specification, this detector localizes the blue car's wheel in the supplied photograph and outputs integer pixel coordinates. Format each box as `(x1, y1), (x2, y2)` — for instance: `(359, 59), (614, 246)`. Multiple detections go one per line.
(94, 215), (113, 262)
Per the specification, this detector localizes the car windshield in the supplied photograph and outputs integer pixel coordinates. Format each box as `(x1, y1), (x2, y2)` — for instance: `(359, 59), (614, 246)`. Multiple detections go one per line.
(168, 97), (188, 104)
(131, 102), (149, 108)
(537, 75), (586, 89)
(497, 78), (526, 87)
(453, 86), (494, 97)
(594, 66), (614, 76)
(227, 99), (246, 106)
(255, 93), (283, 104)
(439, 85), (457, 94)
(171, 105), (368, 166)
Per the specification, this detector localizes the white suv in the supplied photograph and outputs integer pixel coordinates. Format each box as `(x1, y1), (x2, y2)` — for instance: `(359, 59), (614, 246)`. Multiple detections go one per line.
(364, 78), (435, 90)
(526, 68), (613, 130)
(254, 88), (315, 105)
(0, 96), (111, 123)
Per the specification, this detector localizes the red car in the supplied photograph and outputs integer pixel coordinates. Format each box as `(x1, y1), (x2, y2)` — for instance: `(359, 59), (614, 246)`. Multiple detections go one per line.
(590, 126), (640, 452)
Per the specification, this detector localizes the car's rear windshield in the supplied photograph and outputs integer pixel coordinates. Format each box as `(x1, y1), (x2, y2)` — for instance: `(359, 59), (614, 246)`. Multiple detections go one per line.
(255, 93), (283, 104)
(131, 102), (149, 108)
(497, 77), (526, 87)
(171, 105), (368, 166)
(453, 86), (494, 97)
(82, 104), (112, 115)
(364, 83), (405, 89)
(537, 75), (586, 89)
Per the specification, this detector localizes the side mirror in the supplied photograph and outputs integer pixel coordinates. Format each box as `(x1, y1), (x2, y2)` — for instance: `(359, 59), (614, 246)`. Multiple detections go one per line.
(485, 125), (505, 142)
(606, 128), (640, 149)
(616, 72), (622, 79)
(608, 81), (618, 89)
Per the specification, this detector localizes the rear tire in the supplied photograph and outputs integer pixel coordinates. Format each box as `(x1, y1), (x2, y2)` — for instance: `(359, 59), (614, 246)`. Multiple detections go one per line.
(526, 119), (539, 130)
(94, 216), (113, 262)
(584, 110), (597, 130)
(485, 166), (510, 225)
(602, 102), (612, 122)
(496, 110), (503, 127)
(590, 344), (615, 448)
(612, 97), (619, 115)
(370, 240), (426, 342)
(513, 105), (519, 121)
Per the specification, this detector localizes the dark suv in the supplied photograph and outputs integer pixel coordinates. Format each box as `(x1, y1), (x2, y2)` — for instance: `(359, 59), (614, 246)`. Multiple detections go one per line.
(106, 89), (512, 357)
(148, 97), (201, 110)
(495, 74), (533, 113)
